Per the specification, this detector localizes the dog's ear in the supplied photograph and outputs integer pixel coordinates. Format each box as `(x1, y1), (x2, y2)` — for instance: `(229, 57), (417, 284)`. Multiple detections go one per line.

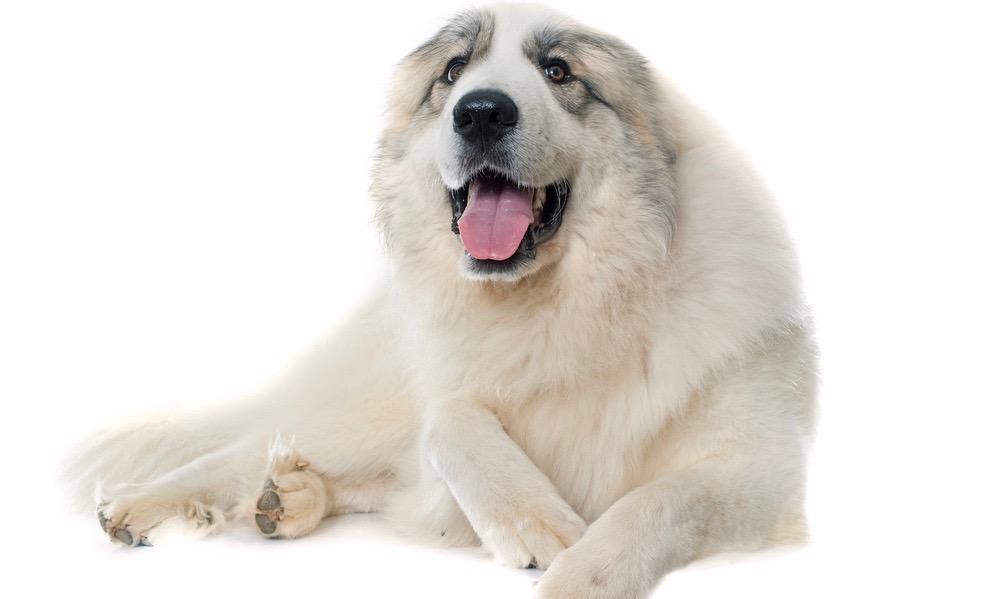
(382, 48), (440, 136)
(382, 9), (493, 139)
(580, 34), (676, 166)
(634, 72), (678, 169)
(538, 26), (675, 166)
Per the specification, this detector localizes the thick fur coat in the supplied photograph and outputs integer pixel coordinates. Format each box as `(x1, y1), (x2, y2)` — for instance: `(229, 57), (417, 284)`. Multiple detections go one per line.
(66, 5), (816, 598)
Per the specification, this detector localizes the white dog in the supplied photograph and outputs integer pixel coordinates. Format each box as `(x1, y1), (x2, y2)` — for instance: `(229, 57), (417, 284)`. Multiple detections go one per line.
(66, 4), (817, 597)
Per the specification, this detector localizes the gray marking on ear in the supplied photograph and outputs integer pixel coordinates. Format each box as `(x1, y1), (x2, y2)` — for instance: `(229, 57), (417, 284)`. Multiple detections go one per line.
(524, 25), (649, 118)
(579, 79), (615, 113)
(408, 9), (495, 112)
(524, 26), (638, 63)
(417, 80), (435, 110)
(408, 9), (494, 63)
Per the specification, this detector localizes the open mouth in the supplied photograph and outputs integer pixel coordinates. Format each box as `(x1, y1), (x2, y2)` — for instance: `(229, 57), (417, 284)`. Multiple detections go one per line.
(449, 169), (570, 264)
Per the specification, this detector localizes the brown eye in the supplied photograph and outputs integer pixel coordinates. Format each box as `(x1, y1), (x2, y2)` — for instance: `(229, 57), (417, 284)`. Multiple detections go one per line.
(543, 60), (570, 83)
(446, 59), (466, 83)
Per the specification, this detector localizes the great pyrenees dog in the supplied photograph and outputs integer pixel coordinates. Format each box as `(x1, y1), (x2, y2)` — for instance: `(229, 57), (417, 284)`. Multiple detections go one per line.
(66, 4), (817, 597)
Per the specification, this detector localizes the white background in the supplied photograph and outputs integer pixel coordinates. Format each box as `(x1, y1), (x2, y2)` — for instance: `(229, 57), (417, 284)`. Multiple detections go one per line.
(2, 0), (998, 597)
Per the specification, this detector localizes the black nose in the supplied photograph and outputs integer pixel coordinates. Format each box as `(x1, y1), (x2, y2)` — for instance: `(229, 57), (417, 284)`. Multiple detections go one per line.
(452, 90), (518, 150)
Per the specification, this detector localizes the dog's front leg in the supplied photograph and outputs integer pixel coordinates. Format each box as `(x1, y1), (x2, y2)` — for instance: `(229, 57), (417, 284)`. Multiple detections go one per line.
(423, 399), (587, 569)
(533, 455), (803, 598)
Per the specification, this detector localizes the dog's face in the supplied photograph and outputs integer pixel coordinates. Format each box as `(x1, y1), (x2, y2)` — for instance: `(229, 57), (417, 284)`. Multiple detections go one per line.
(375, 4), (674, 284)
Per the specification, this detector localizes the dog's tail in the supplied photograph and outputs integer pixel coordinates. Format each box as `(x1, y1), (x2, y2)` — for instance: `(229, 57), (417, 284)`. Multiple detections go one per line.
(59, 404), (246, 512)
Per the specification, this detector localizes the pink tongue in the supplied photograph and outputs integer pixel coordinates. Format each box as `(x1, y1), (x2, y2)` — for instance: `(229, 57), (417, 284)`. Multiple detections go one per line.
(457, 177), (534, 260)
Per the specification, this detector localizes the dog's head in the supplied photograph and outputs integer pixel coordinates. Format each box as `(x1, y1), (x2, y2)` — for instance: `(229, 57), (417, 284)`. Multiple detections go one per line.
(374, 4), (675, 284)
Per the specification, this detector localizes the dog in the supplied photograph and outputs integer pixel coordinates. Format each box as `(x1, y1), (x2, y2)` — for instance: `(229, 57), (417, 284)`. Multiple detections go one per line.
(66, 4), (817, 597)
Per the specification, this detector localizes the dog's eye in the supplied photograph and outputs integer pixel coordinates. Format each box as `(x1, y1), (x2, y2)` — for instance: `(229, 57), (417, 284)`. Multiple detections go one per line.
(543, 59), (571, 83)
(445, 59), (467, 84)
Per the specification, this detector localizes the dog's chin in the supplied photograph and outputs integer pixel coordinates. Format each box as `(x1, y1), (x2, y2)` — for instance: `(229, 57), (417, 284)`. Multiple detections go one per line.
(458, 250), (551, 283)
(447, 167), (570, 284)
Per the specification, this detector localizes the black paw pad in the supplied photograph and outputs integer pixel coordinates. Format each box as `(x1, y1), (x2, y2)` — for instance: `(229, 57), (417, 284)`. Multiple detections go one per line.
(255, 513), (278, 534)
(257, 489), (281, 512)
(113, 527), (134, 546)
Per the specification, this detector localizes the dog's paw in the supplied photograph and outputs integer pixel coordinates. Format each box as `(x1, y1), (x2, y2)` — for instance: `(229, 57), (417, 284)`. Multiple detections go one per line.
(97, 502), (151, 547)
(477, 499), (587, 570)
(97, 494), (223, 547)
(251, 458), (328, 539)
(532, 546), (615, 599)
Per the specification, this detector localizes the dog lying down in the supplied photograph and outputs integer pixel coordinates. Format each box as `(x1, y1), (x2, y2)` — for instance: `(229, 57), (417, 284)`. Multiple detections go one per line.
(65, 4), (817, 598)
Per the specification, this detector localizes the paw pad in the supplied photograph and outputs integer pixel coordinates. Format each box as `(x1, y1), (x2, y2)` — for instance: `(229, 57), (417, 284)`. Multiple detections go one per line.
(97, 506), (151, 547)
(254, 479), (285, 536)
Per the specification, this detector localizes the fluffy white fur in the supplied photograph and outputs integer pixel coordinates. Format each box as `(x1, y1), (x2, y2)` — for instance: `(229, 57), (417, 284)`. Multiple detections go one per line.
(65, 5), (816, 597)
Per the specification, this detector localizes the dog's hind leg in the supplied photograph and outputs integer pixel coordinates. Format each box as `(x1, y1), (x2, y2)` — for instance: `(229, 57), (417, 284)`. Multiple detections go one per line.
(82, 287), (415, 545)
(97, 434), (269, 546)
(96, 420), (409, 545)
(97, 428), (404, 545)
